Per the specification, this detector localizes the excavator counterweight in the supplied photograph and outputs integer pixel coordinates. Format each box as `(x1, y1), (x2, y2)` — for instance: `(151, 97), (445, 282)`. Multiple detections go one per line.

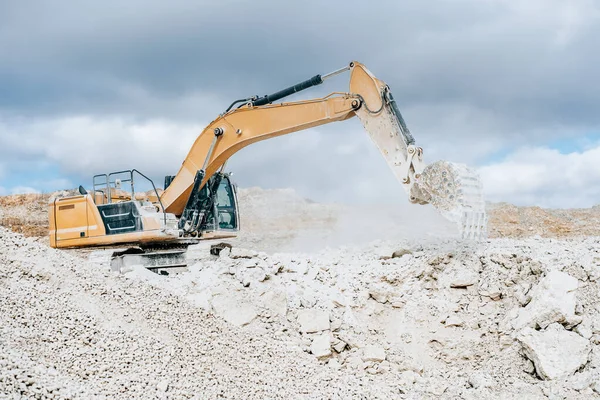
(49, 61), (487, 273)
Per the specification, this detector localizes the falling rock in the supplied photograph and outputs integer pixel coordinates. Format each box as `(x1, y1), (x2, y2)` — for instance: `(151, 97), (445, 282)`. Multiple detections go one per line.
(297, 309), (330, 333)
(361, 346), (386, 362)
(517, 324), (590, 380)
(311, 333), (332, 358)
(512, 270), (579, 330)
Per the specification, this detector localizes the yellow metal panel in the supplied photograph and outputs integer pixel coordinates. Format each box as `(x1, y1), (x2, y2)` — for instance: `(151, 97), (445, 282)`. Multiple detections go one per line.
(159, 61), (385, 217)
(54, 196), (88, 241)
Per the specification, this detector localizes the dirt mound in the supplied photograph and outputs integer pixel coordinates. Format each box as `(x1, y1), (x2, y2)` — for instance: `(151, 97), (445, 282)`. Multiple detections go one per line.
(488, 202), (600, 238)
(0, 193), (51, 237)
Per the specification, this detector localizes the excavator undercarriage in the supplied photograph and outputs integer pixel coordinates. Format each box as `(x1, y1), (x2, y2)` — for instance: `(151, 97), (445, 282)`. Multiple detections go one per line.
(49, 61), (487, 274)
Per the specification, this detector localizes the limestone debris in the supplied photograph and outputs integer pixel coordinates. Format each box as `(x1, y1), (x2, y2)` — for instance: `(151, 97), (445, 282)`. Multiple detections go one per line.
(2, 187), (600, 399)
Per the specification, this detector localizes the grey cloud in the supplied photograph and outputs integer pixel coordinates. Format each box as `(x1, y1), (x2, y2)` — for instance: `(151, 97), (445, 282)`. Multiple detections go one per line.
(2, 0), (599, 128)
(1, 0), (600, 206)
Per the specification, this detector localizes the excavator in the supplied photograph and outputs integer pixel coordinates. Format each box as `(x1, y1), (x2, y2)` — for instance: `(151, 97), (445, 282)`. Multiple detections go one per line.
(48, 61), (487, 273)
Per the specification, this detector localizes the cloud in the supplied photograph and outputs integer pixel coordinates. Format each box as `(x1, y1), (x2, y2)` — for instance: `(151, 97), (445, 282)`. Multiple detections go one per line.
(9, 186), (39, 195)
(0, 116), (204, 182)
(480, 144), (600, 208)
(1, 0), (600, 208)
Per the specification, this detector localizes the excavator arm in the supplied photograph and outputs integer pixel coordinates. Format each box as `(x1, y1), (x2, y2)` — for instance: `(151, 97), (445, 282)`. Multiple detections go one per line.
(160, 93), (359, 215)
(160, 61), (487, 239)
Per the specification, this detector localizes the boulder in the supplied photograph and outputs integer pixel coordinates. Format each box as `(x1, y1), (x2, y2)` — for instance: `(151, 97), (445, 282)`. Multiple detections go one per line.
(447, 268), (479, 288)
(211, 295), (257, 327)
(361, 346), (386, 362)
(518, 323), (590, 380)
(297, 309), (330, 333)
(260, 290), (288, 316)
(311, 333), (332, 358)
(512, 270), (579, 330)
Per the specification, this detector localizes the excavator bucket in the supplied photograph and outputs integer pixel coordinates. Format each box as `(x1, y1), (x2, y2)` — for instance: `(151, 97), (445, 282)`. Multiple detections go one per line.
(417, 160), (488, 240)
(353, 84), (488, 240)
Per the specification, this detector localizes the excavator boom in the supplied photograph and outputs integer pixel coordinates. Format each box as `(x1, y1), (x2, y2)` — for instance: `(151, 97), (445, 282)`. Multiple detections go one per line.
(160, 61), (487, 239)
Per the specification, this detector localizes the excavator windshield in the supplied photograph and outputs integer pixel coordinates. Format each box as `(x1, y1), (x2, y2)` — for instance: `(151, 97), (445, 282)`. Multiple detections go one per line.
(200, 175), (239, 232)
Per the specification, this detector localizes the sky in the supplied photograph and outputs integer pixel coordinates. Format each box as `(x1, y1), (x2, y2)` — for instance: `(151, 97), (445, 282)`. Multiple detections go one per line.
(1, 0), (599, 208)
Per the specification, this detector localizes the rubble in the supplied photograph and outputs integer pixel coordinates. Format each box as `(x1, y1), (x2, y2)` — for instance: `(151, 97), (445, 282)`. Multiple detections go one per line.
(446, 268), (479, 288)
(512, 270), (579, 330)
(2, 187), (600, 398)
(310, 333), (332, 358)
(297, 309), (330, 333)
(361, 346), (386, 362)
(518, 324), (590, 380)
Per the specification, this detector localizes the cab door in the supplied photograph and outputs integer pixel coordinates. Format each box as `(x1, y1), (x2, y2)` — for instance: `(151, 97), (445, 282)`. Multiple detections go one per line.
(215, 175), (239, 231)
(54, 196), (89, 241)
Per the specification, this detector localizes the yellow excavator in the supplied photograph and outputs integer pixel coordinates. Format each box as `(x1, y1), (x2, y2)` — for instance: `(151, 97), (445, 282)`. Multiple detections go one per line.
(48, 61), (487, 272)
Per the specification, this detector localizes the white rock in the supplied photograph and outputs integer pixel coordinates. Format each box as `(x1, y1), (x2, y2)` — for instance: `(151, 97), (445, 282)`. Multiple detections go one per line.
(287, 261), (308, 275)
(211, 295), (257, 327)
(361, 346), (386, 362)
(218, 247), (231, 258)
(512, 270), (579, 330)
(468, 372), (493, 389)
(569, 371), (593, 391)
(592, 379), (600, 394)
(332, 340), (347, 353)
(241, 258), (258, 268)
(518, 324), (590, 380)
(297, 309), (330, 333)
(575, 318), (593, 339)
(157, 380), (169, 392)
(398, 370), (419, 386)
(260, 290), (287, 316)
(331, 292), (347, 308)
(327, 358), (341, 370)
(330, 318), (343, 332)
(368, 285), (391, 304)
(311, 333), (332, 358)
(448, 268), (479, 288)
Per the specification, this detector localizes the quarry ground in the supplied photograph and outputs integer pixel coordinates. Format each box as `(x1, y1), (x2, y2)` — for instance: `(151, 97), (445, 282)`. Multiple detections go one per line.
(1, 188), (600, 399)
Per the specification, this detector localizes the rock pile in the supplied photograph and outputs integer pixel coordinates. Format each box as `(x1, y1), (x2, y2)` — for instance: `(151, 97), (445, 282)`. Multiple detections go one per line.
(125, 235), (600, 399)
(2, 185), (600, 398)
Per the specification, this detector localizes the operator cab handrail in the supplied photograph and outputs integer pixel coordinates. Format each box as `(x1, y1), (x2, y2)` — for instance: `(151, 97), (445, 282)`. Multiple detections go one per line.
(92, 169), (167, 228)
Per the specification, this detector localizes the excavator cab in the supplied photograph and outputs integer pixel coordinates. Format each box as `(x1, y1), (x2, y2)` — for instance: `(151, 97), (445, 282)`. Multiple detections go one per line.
(201, 174), (239, 232)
